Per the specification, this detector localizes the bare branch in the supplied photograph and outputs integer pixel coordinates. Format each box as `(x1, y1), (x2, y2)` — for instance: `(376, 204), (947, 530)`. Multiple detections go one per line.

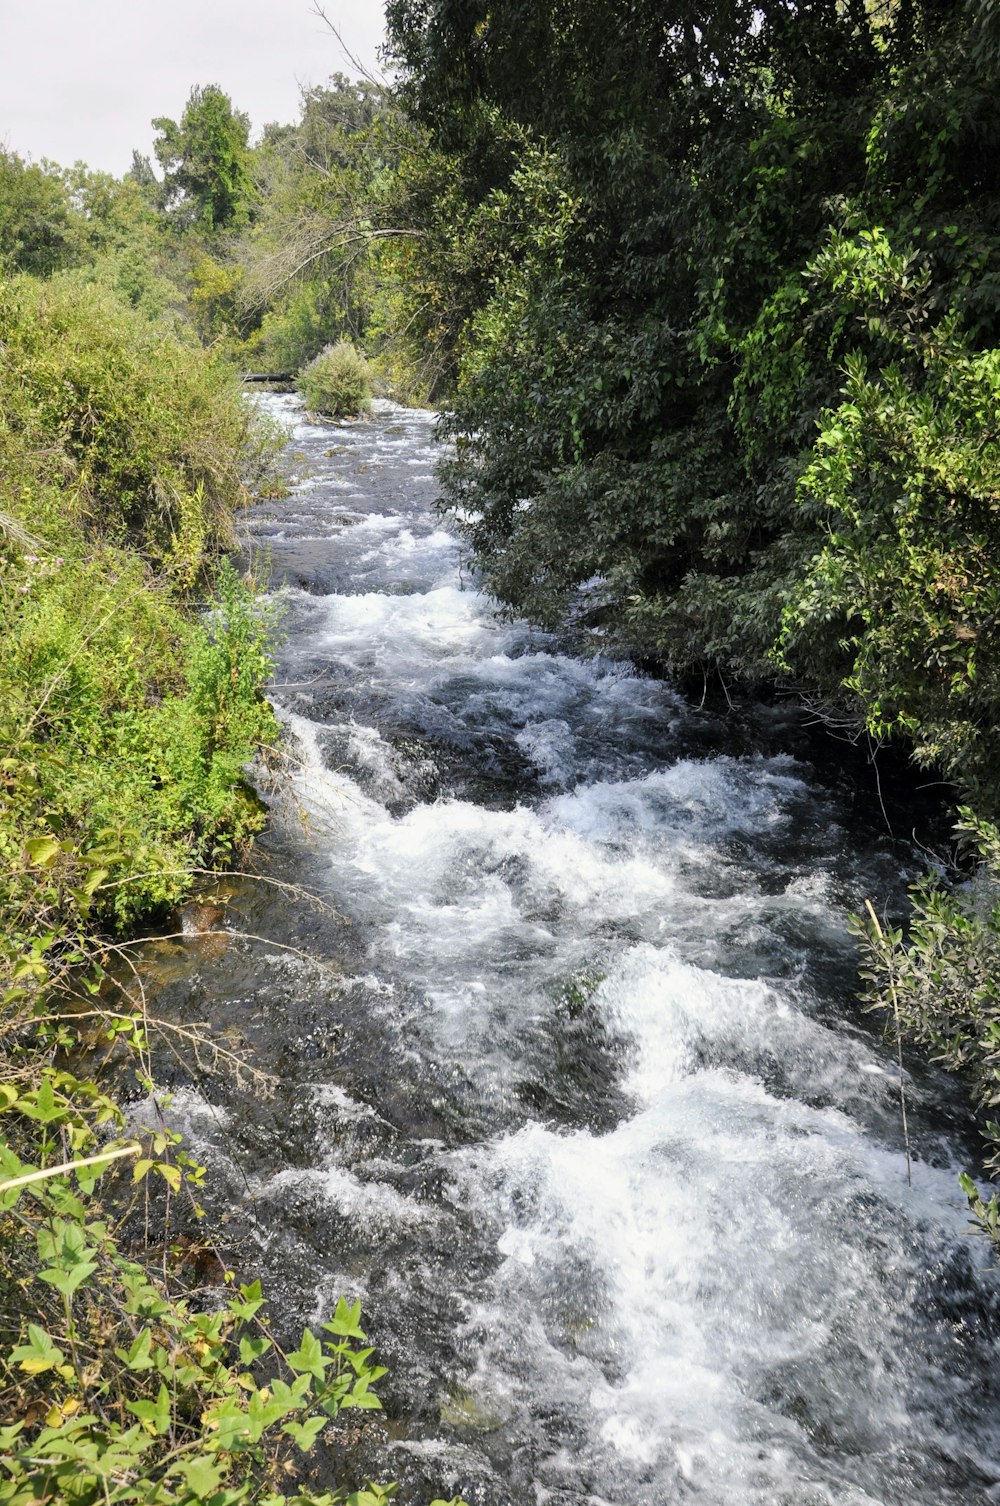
(310, 3), (390, 91)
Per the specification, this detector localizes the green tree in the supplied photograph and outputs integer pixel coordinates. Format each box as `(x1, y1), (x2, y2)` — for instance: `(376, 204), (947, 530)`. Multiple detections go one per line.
(0, 148), (73, 275)
(153, 85), (256, 230)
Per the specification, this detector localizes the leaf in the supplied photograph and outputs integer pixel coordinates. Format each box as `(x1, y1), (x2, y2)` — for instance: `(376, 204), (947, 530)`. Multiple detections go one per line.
(124, 1328), (154, 1370)
(25, 836), (61, 868)
(287, 1326), (327, 1380)
(10, 1323), (65, 1375)
(179, 1457), (224, 1494)
(239, 1334), (272, 1364)
(38, 1259), (98, 1297)
(322, 1297), (366, 1341)
(21, 1076), (62, 1124)
(282, 1414), (327, 1451)
(341, 1387), (383, 1411)
(127, 1382), (171, 1436)
(230, 1278), (265, 1323)
(156, 1161), (182, 1193)
(205, 1396), (253, 1451)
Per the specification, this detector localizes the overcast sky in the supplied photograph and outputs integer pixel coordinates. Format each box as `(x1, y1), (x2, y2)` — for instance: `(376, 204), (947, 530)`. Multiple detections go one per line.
(0, 1), (387, 175)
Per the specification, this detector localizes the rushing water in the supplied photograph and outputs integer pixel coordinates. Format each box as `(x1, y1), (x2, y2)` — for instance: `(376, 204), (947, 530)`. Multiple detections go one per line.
(151, 395), (1000, 1506)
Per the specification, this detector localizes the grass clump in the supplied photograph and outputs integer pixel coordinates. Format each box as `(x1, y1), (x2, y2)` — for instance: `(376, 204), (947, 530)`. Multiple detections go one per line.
(297, 340), (372, 418)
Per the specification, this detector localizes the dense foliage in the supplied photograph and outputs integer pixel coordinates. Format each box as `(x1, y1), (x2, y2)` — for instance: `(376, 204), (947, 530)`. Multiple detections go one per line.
(384, 2), (1000, 781)
(0, 274), (282, 930)
(153, 86), (257, 232)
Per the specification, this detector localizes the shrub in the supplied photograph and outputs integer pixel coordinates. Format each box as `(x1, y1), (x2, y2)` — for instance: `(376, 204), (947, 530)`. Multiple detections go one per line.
(854, 811), (1000, 1250)
(0, 272), (284, 939)
(297, 340), (372, 418)
(0, 550), (279, 936)
(0, 273), (282, 586)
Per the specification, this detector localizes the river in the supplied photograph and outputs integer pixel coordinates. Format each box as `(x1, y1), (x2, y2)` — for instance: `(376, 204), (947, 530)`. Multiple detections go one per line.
(149, 394), (1000, 1506)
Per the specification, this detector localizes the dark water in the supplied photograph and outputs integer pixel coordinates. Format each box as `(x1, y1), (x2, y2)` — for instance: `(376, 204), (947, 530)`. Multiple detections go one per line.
(145, 395), (1000, 1506)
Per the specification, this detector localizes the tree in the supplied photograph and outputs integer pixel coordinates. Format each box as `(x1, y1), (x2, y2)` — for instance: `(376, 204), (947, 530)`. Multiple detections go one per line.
(125, 149), (157, 189)
(0, 148), (73, 276)
(152, 85), (256, 230)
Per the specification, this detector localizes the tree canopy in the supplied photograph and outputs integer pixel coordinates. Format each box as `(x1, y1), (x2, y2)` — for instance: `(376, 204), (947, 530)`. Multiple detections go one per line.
(153, 84), (256, 229)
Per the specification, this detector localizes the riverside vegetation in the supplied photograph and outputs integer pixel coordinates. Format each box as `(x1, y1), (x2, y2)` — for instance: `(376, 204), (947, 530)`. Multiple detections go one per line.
(3, 1), (1000, 1493)
(0, 179), (454, 1504)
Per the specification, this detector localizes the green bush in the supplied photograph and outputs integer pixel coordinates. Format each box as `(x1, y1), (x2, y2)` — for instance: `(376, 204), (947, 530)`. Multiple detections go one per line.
(0, 273), (281, 586)
(297, 341), (372, 418)
(0, 551), (278, 937)
(0, 271), (285, 941)
(855, 811), (1000, 1249)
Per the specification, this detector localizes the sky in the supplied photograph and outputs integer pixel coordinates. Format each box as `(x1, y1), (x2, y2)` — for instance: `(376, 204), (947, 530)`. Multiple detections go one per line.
(0, 1), (387, 175)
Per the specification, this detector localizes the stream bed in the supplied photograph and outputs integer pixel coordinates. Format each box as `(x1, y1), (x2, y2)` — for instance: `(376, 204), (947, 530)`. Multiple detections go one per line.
(145, 394), (1000, 1506)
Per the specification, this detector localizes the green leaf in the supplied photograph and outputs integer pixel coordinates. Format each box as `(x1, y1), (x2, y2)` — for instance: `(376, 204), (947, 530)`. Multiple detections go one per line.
(239, 1334), (272, 1364)
(230, 1278), (265, 1322)
(156, 1161), (182, 1193)
(127, 1382), (171, 1436)
(282, 1414), (327, 1451)
(341, 1387), (383, 1411)
(287, 1326), (327, 1380)
(10, 1323), (65, 1375)
(22, 1076), (63, 1124)
(207, 1395), (253, 1451)
(25, 837), (61, 868)
(322, 1296), (366, 1341)
(123, 1328), (154, 1370)
(179, 1457), (224, 1494)
(38, 1259), (98, 1297)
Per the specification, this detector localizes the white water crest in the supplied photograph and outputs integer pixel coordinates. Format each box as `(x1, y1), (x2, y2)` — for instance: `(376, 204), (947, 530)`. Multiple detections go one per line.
(223, 393), (1000, 1506)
